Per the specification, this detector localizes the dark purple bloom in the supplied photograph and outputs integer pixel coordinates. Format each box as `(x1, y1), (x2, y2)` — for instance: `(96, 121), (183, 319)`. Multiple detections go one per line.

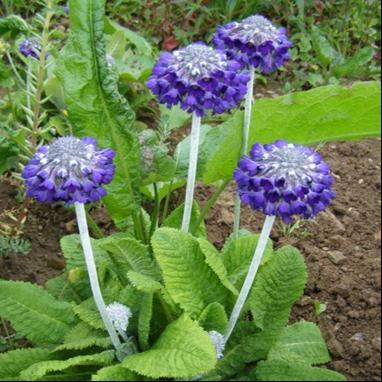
(234, 140), (335, 223)
(213, 15), (292, 74)
(22, 136), (115, 204)
(19, 38), (42, 60)
(147, 42), (250, 116)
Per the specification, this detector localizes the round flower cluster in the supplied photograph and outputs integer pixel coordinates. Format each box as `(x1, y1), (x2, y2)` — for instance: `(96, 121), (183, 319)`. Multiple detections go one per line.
(106, 302), (132, 334)
(22, 136), (115, 204)
(213, 15), (292, 73)
(208, 330), (225, 360)
(19, 38), (42, 60)
(234, 140), (335, 223)
(147, 42), (250, 116)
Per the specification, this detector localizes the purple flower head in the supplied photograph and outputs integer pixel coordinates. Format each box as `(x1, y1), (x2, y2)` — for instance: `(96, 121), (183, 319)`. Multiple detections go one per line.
(22, 136), (115, 204)
(147, 42), (250, 116)
(213, 15), (292, 74)
(19, 38), (42, 60)
(234, 140), (336, 223)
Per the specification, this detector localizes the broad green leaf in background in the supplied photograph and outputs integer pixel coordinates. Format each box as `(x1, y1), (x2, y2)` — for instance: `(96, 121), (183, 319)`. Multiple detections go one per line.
(152, 228), (231, 317)
(92, 365), (140, 381)
(0, 281), (76, 347)
(0, 348), (51, 380)
(311, 25), (339, 67)
(268, 321), (331, 366)
(121, 315), (216, 378)
(104, 17), (153, 56)
(163, 202), (206, 238)
(198, 302), (228, 333)
(20, 351), (115, 381)
(255, 359), (347, 381)
(333, 47), (375, 78)
(159, 104), (190, 132)
(55, 0), (141, 228)
(222, 233), (273, 288)
(204, 82), (381, 183)
(0, 15), (29, 37)
(0, 136), (19, 174)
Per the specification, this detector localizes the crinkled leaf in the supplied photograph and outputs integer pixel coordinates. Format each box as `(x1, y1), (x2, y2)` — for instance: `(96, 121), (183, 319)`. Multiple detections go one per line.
(92, 365), (140, 381)
(199, 302), (228, 333)
(55, 0), (141, 227)
(204, 82), (381, 183)
(152, 228), (230, 317)
(121, 315), (216, 378)
(0, 280), (76, 347)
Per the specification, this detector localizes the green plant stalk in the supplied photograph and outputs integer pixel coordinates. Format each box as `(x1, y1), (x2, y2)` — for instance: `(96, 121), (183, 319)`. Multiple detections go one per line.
(74, 202), (121, 350)
(233, 67), (255, 237)
(149, 183), (160, 237)
(5, 52), (25, 86)
(191, 179), (230, 235)
(181, 113), (202, 232)
(85, 209), (105, 239)
(161, 179), (174, 223)
(225, 215), (276, 344)
(29, 2), (53, 150)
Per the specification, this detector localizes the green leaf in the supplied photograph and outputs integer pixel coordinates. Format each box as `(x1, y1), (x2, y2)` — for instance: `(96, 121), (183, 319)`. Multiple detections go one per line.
(138, 293), (153, 350)
(204, 82), (381, 183)
(140, 178), (186, 201)
(199, 302), (228, 333)
(162, 202), (206, 238)
(73, 299), (104, 330)
(99, 234), (161, 281)
(56, 0), (141, 227)
(54, 322), (111, 351)
(127, 271), (162, 293)
(222, 233), (273, 288)
(268, 321), (331, 365)
(20, 351), (115, 381)
(255, 359), (347, 381)
(0, 137), (19, 175)
(249, 246), (307, 331)
(159, 104), (190, 132)
(197, 238), (238, 296)
(0, 15), (29, 36)
(333, 47), (375, 78)
(152, 228), (231, 317)
(121, 315), (216, 378)
(104, 17), (153, 56)
(92, 365), (140, 381)
(0, 280), (76, 346)
(0, 348), (51, 380)
(311, 25), (340, 67)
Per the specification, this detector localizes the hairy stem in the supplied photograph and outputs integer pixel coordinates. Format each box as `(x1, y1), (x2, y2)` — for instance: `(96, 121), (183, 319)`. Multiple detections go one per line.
(74, 202), (121, 350)
(181, 113), (202, 232)
(225, 215), (275, 344)
(233, 67), (255, 237)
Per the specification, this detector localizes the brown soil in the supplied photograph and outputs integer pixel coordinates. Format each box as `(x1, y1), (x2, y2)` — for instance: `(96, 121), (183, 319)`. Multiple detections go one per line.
(0, 139), (381, 381)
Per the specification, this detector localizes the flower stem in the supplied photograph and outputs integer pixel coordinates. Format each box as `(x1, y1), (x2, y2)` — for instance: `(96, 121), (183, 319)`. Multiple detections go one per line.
(74, 202), (121, 350)
(191, 179), (230, 235)
(181, 113), (202, 232)
(224, 215), (275, 344)
(149, 183), (161, 237)
(233, 67), (255, 238)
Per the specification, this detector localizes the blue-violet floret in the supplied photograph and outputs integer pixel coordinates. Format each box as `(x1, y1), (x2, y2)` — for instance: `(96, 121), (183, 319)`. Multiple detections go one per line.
(234, 140), (336, 223)
(147, 42), (250, 116)
(19, 38), (42, 60)
(22, 136), (115, 204)
(213, 15), (292, 73)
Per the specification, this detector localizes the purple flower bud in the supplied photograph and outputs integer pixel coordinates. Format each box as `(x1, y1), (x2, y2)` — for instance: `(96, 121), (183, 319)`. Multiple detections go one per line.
(22, 136), (115, 204)
(213, 15), (292, 73)
(147, 42), (250, 116)
(19, 38), (42, 60)
(234, 140), (335, 223)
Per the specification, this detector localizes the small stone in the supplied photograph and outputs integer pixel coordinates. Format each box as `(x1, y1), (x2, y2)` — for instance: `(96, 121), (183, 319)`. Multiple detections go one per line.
(358, 179), (365, 185)
(351, 332), (366, 342)
(347, 208), (360, 219)
(65, 219), (77, 233)
(328, 251), (347, 265)
(348, 310), (360, 319)
(371, 337), (381, 352)
(327, 337), (345, 358)
(297, 296), (311, 307)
